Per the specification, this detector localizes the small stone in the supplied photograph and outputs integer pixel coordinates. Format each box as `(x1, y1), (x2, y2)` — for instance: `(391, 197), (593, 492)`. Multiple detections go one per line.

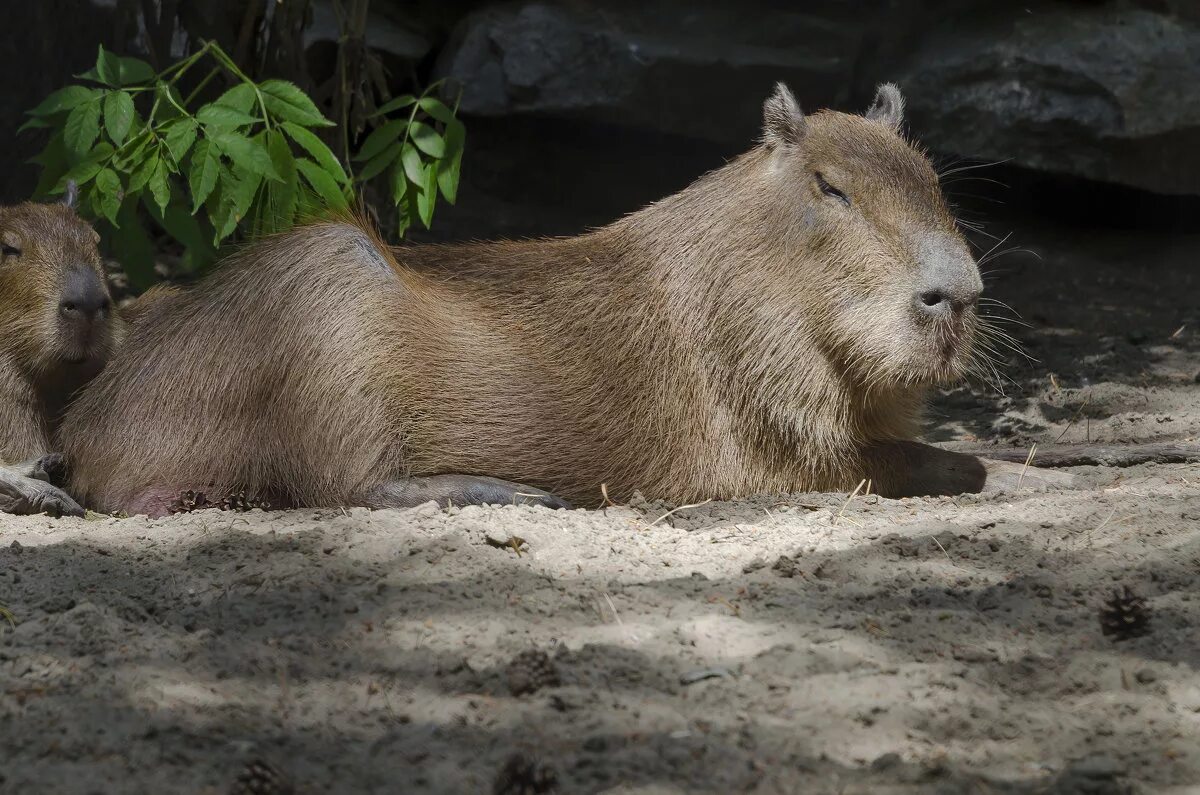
(870, 752), (902, 771)
(1134, 668), (1157, 684)
(771, 556), (799, 578)
(741, 557), (767, 574)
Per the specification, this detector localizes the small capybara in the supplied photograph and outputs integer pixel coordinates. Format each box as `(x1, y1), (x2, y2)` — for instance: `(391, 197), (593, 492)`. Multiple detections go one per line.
(61, 83), (1054, 516)
(0, 188), (116, 515)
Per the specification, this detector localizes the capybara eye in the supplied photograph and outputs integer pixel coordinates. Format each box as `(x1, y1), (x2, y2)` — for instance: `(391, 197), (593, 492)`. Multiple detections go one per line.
(1, 244), (20, 257)
(815, 172), (850, 206)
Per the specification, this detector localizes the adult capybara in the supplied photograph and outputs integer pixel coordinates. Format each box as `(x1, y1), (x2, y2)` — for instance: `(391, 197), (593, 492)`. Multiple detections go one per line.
(61, 83), (1047, 516)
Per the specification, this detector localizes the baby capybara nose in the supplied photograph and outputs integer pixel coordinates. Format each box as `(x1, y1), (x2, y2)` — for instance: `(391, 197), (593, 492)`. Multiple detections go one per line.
(59, 266), (110, 322)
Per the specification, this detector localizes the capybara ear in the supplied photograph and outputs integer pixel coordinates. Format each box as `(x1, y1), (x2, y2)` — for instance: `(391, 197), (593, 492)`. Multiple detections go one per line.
(866, 83), (905, 132)
(762, 82), (806, 146)
(61, 180), (79, 210)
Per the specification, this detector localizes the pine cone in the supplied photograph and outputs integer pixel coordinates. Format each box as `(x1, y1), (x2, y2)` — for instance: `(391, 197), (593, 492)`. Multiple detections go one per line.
(218, 490), (272, 512)
(169, 490), (210, 514)
(1100, 586), (1150, 641)
(230, 758), (294, 795)
(493, 752), (558, 795)
(506, 649), (562, 696)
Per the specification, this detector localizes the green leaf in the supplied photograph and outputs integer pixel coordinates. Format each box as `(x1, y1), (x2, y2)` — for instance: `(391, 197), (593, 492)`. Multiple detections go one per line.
(437, 120), (465, 204)
(64, 98), (102, 158)
(197, 104), (258, 128)
(163, 118), (198, 164)
(280, 122), (348, 184)
(410, 121), (445, 158)
(215, 83), (256, 114)
(400, 143), (423, 187)
(372, 95), (417, 117)
(127, 150), (159, 193)
(390, 160), (407, 207)
(17, 116), (53, 133)
(264, 130), (299, 232)
(27, 85), (99, 118)
(356, 140), (401, 183)
(418, 96), (457, 125)
(56, 142), (114, 190)
(148, 160), (171, 214)
(94, 168), (123, 226)
(188, 139), (220, 211)
(296, 158), (349, 210)
(94, 45), (120, 87)
(353, 119), (407, 162)
(209, 130), (281, 181)
(116, 55), (155, 86)
(154, 81), (186, 121)
(103, 91), (135, 146)
(224, 167), (261, 218)
(259, 80), (331, 127)
(417, 162), (438, 228)
(208, 170), (240, 243)
(112, 130), (152, 171)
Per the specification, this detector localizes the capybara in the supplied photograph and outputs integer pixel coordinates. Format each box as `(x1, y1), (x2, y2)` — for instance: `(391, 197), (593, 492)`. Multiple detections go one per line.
(62, 83), (1048, 516)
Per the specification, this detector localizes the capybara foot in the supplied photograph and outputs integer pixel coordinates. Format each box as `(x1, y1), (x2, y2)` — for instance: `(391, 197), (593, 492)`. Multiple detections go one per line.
(361, 475), (572, 510)
(979, 458), (1077, 492)
(0, 468), (84, 517)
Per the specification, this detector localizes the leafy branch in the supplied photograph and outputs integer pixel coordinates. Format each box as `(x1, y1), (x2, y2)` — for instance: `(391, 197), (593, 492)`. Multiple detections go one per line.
(24, 42), (465, 286)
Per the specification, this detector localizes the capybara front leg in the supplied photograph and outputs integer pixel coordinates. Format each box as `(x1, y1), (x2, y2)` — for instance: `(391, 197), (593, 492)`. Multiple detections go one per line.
(0, 466), (84, 517)
(359, 475), (572, 510)
(863, 440), (1075, 497)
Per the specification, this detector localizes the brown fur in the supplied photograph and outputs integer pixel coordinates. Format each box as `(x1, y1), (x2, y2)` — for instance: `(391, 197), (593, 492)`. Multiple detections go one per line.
(62, 83), (993, 516)
(0, 201), (118, 464)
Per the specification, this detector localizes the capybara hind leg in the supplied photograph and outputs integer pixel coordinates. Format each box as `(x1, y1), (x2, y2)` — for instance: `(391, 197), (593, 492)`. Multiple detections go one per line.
(359, 475), (572, 510)
(0, 467), (84, 517)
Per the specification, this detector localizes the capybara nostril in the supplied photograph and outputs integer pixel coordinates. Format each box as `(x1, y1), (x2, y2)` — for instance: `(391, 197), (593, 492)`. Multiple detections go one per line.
(915, 286), (980, 316)
(919, 290), (945, 308)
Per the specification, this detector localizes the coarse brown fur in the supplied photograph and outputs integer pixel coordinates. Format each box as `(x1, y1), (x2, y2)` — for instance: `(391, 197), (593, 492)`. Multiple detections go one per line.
(62, 83), (1001, 516)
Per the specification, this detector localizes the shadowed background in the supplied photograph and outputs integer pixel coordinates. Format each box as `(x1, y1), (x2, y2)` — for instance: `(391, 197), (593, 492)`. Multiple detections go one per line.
(3, 0), (1197, 238)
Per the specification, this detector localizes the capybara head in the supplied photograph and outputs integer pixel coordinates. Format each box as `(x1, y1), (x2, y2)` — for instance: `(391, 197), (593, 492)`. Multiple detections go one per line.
(0, 187), (115, 374)
(757, 82), (983, 389)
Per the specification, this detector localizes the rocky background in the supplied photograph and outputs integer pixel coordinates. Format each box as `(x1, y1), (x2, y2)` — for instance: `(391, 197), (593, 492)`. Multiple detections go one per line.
(3, 0), (1198, 237)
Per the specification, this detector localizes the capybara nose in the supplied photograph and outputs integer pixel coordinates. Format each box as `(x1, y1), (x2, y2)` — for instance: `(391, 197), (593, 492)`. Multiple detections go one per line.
(914, 286), (980, 317)
(59, 266), (110, 322)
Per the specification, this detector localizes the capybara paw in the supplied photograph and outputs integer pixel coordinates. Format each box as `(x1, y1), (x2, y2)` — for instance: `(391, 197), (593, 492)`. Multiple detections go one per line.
(980, 458), (1077, 493)
(21, 481), (85, 518)
(454, 476), (573, 510)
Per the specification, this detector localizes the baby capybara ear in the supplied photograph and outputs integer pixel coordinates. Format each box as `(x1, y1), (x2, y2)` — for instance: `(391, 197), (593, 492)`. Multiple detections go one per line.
(762, 82), (807, 146)
(865, 83), (905, 132)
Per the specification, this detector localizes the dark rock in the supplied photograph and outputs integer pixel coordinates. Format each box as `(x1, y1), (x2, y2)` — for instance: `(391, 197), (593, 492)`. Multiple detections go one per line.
(896, 4), (1200, 195)
(435, 2), (863, 145)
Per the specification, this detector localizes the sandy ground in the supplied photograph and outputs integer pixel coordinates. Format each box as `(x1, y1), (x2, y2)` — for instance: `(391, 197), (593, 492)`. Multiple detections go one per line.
(2, 223), (1199, 794)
